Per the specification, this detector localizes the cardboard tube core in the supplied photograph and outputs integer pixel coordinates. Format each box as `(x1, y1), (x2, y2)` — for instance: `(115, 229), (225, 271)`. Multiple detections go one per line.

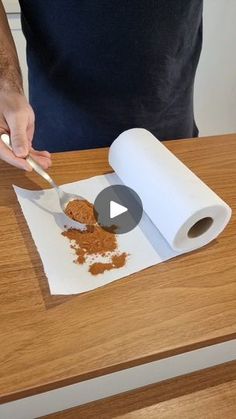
(188, 217), (214, 238)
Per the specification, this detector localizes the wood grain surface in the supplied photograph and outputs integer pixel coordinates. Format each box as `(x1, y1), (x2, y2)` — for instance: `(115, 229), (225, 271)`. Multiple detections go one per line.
(0, 134), (236, 403)
(45, 361), (236, 419)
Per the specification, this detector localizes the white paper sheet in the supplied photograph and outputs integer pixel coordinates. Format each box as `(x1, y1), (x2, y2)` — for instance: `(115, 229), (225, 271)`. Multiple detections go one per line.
(13, 129), (231, 295)
(14, 173), (180, 295)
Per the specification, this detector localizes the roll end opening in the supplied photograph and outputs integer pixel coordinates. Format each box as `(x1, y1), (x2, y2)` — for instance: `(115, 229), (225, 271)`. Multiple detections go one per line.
(188, 217), (214, 238)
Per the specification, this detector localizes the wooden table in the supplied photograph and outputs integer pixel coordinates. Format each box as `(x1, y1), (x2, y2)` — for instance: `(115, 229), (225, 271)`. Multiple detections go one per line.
(47, 361), (236, 418)
(1, 134), (236, 408)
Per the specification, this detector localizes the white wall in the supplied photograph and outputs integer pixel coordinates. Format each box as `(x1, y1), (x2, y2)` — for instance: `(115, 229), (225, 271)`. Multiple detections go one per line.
(5, 0), (236, 137)
(194, 0), (236, 135)
(3, 0), (20, 13)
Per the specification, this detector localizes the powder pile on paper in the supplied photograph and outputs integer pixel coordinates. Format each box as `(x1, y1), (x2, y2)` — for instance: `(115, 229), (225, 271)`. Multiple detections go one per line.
(89, 253), (127, 275)
(62, 199), (128, 275)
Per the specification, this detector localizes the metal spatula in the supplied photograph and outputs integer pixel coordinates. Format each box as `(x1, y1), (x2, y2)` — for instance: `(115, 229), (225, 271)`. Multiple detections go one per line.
(1, 133), (93, 228)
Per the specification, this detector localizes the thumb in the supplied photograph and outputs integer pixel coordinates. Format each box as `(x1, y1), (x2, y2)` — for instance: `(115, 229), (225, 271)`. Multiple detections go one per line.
(8, 113), (30, 158)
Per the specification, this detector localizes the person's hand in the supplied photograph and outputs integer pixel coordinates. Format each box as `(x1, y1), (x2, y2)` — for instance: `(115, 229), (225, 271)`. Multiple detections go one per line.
(0, 91), (51, 171)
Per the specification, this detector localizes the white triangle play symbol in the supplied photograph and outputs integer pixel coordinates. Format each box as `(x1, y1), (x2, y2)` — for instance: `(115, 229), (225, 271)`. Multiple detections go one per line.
(110, 201), (128, 219)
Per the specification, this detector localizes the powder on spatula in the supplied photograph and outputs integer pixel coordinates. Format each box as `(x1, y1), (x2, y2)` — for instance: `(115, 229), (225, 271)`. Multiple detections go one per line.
(65, 199), (96, 225)
(62, 199), (128, 275)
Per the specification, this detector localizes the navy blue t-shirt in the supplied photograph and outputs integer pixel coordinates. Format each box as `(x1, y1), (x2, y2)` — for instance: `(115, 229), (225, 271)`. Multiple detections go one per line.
(19, 0), (203, 152)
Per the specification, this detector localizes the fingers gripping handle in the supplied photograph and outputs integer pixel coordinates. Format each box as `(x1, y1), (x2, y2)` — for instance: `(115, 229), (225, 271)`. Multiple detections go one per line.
(0, 133), (57, 188)
(1, 133), (12, 150)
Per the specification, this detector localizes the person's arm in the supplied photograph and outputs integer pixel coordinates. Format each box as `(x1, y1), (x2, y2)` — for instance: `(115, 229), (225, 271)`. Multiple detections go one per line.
(0, 1), (51, 170)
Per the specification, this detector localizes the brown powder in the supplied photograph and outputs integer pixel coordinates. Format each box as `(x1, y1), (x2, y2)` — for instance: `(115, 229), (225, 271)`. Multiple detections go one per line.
(112, 253), (128, 268)
(89, 253), (127, 275)
(62, 225), (117, 255)
(65, 199), (97, 225)
(62, 199), (128, 275)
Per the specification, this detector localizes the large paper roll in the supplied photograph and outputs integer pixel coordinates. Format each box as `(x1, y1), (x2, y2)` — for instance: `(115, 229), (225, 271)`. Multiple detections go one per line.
(109, 128), (231, 252)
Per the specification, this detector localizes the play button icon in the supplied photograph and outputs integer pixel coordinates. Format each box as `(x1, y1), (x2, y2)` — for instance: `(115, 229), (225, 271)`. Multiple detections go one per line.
(93, 185), (143, 234)
(110, 201), (128, 218)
